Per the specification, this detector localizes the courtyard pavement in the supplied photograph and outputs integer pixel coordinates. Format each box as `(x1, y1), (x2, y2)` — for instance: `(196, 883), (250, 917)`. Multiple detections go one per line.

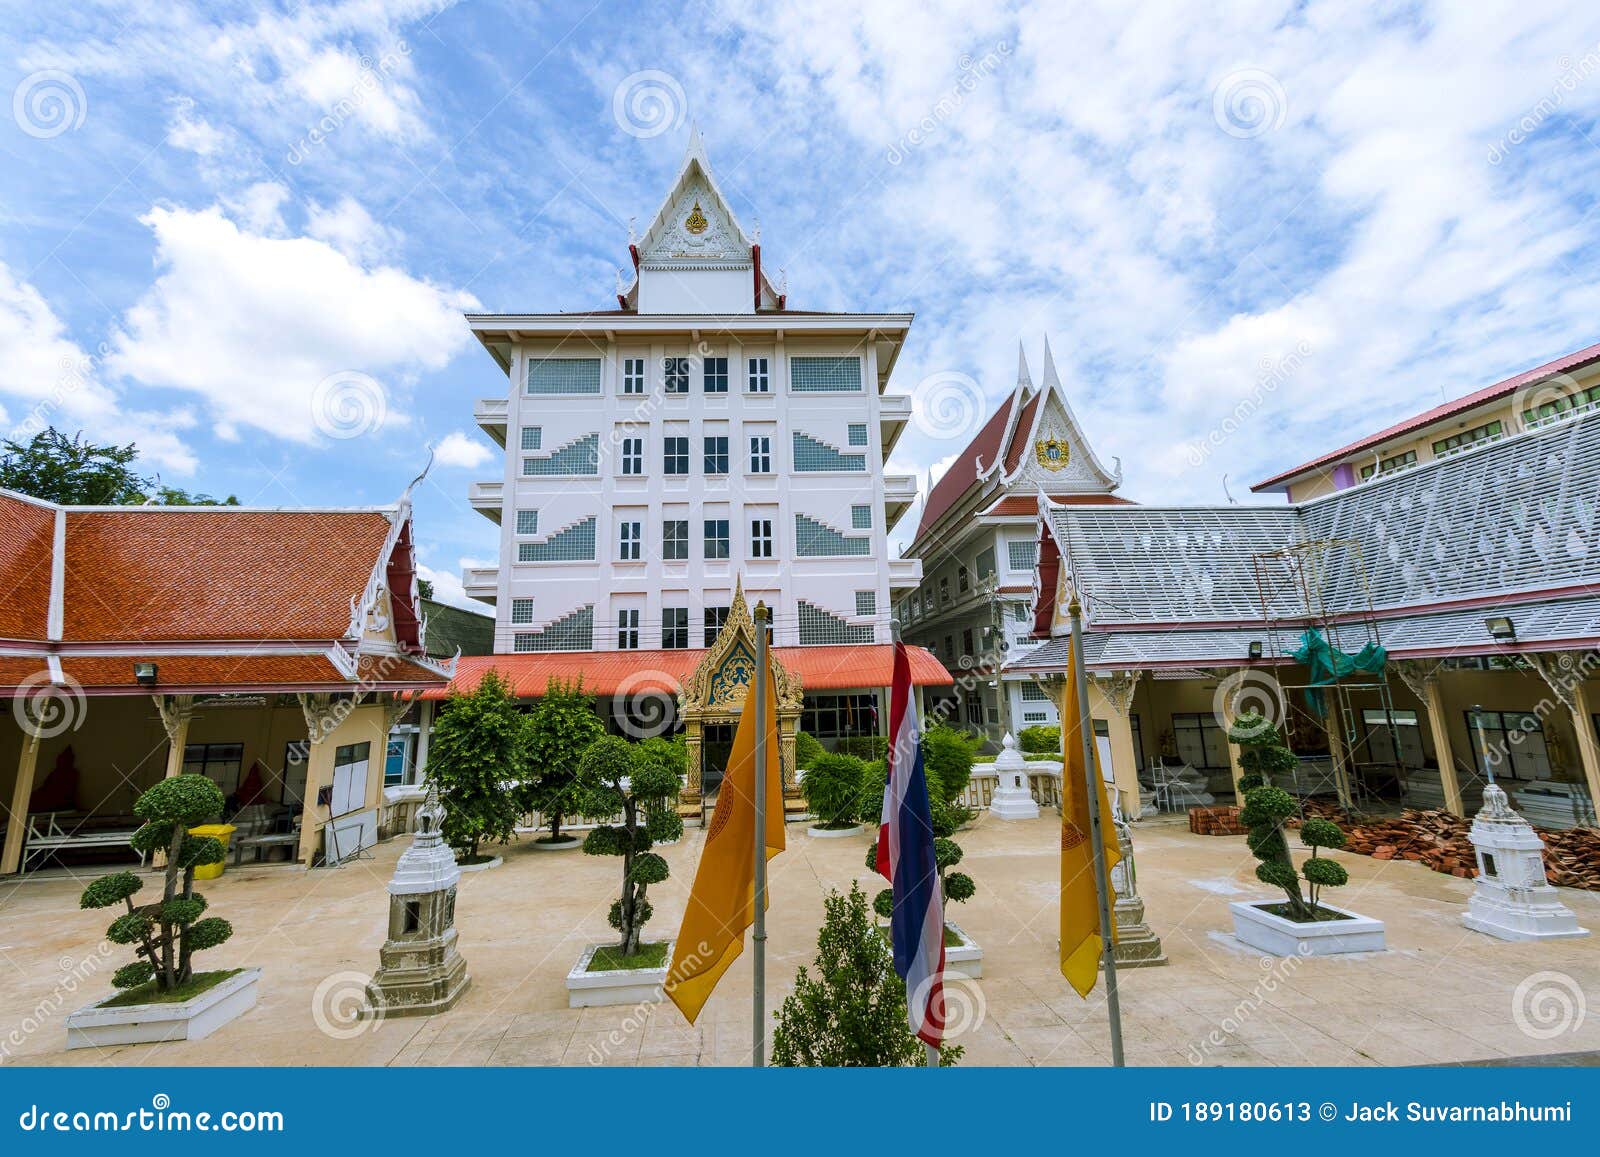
(2, 813), (1597, 1067)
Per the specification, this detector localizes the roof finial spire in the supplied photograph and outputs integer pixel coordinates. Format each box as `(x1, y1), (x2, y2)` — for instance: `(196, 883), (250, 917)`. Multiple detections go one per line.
(1041, 334), (1062, 391)
(1017, 340), (1034, 391)
(686, 120), (706, 164)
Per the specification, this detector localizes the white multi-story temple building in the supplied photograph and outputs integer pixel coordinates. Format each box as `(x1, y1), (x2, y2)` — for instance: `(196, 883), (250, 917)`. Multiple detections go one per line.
(445, 130), (949, 795)
(899, 341), (1127, 745)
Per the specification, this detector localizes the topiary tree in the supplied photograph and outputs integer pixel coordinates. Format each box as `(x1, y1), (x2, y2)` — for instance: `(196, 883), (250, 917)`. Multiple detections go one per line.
(1017, 725), (1061, 754)
(772, 882), (963, 1067)
(921, 723), (978, 804)
(578, 735), (684, 956)
(522, 677), (604, 843)
(425, 669), (529, 860)
(1229, 711), (1349, 921)
(868, 794), (976, 920)
(80, 774), (232, 993)
(795, 730), (825, 771)
(801, 752), (865, 829)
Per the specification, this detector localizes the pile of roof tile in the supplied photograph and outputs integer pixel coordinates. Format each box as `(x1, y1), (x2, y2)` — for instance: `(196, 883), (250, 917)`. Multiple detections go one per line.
(1188, 805), (1248, 836)
(1333, 806), (1600, 891)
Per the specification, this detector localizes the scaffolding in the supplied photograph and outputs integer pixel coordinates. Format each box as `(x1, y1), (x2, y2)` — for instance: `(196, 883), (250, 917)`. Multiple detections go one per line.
(1250, 537), (1404, 815)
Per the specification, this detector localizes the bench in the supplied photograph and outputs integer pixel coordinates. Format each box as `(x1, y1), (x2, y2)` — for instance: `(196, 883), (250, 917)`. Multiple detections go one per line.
(229, 804), (299, 865)
(23, 813), (142, 875)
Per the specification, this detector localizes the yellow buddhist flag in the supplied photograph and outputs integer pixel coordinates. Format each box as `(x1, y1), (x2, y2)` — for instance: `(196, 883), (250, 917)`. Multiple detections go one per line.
(664, 671), (785, 1023)
(1059, 640), (1122, 997)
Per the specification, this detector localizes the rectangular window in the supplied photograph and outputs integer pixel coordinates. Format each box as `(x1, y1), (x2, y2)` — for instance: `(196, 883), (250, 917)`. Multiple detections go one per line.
(618, 608), (640, 650)
(1019, 681), (1050, 701)
(523, 433), (600, 476)
(704, 606), (729, 646)
(182, 742), (245, 796)
(663, 436), (689, 475)
(790, 355), (863, 392)
(618, 521), (642, 561)
(704, 519), (729, 559)
(977, 547), (996, 579)
(800, 693), (879, 739)
(747, 357), (770, 393)
(1361, 708), (1424, 767)
(1014, 602), (1029, 622)
(520, 427), (542, 451)
(518, 517), (596, 562)
(939, 576), (950, 603)
(703, 436), (729, 475)
(958, 566), (970, 593)
(1466, 709), (1552, 779)
(1360, 450), (1417, 480)
(526, 357), (601, 394)
(515, 509), (539, 536)
(851, 504), (872, 530)
(1433, 420), (1505, 456)
(622, 357), (646, 395)
(847, 423), (868, 446)
(1171, 713), (1231, 770)
(962, 628), (974, 655)
(793, 431), (866, 472)
(703, 356), (728, 393)
(662, 607), (689, 650)
(1008, 540), (1037, 571)
(663, 519), (689, 561)
(664, 357), (689, 394)
(855, 590), (876, 617)
(750, 518), (774, 559)
(510, 597), (535, 624)
(1524, 383), (1600, 424)
(749, 435), (772, 474)
(620, 436), (644, 476)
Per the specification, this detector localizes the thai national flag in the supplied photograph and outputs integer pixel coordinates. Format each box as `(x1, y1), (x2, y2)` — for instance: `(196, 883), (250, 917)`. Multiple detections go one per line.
(875, 641), (945, 1049)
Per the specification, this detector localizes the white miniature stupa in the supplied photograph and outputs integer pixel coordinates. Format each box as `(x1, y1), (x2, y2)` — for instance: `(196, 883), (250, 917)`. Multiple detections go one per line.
(988, 733), (1041, 820)
(1462, 778), (1589, 942)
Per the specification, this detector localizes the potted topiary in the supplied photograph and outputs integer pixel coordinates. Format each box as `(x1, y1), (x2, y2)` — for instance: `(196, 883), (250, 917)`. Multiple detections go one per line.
(522, 677), (604, 850)
(565, 735), (685, 1007)
(868, 794), (981, 975)
(1226, 711), (1385, 955)
(772, 883), (963, 1066)
(803, 752), (867, 837)
(426, 669), (529, 869)
(64, 774), (259, 1048)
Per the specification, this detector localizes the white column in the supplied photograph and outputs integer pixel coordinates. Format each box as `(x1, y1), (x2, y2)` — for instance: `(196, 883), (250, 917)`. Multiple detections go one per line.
(2, 732), (42, 875)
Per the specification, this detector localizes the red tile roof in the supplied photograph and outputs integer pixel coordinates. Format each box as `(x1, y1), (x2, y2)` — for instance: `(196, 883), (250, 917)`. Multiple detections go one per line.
(980, 494), (1136, 518)
(1252, 340), (1600, 492)
(1001, 392), (1041, 475)
(423, 643), (954, 701)
(0, 494), (53, 641)
(915, 391), (1020, 539)
(33, 653), (442, 693)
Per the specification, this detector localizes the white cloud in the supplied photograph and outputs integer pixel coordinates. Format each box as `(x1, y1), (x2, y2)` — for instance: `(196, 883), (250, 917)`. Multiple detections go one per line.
(416, 560), (493, 613)
(307, 196), (402, 262)
(431, 430), (493, 470)
(108, 199), (478, 444)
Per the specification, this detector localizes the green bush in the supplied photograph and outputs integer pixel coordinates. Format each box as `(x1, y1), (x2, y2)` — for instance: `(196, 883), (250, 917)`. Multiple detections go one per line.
(795, 731), (825, 770)
(578, 735), (684, 957)
(921, 724), (979, 804)
(1017, 725), (1061, 755)
(835, 736), (888, 761)
(802, 753), (865, 828)
(858, 759), (887, 823)
(80, 774), (231, 993)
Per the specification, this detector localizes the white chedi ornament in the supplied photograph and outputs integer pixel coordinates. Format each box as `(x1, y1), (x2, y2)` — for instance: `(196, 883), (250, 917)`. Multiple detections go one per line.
(988, 733), (1040, 820)
(1462, 781), (1589, 941)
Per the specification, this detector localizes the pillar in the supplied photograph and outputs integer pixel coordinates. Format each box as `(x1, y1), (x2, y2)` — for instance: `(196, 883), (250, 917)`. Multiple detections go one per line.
(155, 694), (194, 778)
(1569, 681), (1600, 824)
(1325, 695), (1354, 808)
(1421, 676), (1464, 815)
(1093, 687), (1142, 821)
(2, 732), (42, 875)
(296, 737), (337, 865)
(413, 699), (434, 785)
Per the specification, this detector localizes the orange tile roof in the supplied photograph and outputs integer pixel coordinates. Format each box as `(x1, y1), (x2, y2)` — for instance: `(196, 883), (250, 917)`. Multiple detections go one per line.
(0, 494), (54, 642)
(39, 652), (442, 693)
(62, 509), (394, 641)
(1001, 391), (1042, 475)
(915, 391), (1020, 539)
(424, 643), (954, 700)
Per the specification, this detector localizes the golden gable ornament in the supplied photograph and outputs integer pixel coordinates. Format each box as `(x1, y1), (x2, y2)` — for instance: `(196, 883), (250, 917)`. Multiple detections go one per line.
(1035, 435), (1070, 470)
(684, 200), (708, 235)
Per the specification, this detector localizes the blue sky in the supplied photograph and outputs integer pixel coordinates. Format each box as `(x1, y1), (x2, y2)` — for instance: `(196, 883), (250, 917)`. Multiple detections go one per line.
(3, 1), (1600, 607)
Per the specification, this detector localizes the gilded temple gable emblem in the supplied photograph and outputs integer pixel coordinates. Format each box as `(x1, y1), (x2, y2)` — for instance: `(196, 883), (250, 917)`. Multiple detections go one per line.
(1035, 436), (1070, 470)
(684, 200), (708, 235)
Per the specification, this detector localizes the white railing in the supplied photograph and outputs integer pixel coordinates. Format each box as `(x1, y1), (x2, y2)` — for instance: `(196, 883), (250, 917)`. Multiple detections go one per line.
(957, 761), (1064, 812)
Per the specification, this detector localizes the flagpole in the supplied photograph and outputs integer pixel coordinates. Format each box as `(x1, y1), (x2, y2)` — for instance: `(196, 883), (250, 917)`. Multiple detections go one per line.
(1070, 596), (1125, 1067)
(752, 601), (770, 1068)
(889, 616), (939, 1071)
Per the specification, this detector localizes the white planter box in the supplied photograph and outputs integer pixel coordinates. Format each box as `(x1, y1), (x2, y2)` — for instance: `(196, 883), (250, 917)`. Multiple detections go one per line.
(1229, 900), (1386, 956)
(530, 837), (581, 852)
(65, 968), (261, 1050)
(457, 856), (502, 872)
(566, 941), (673, 1008)
(806, 823), (865, 839)
(945, 921), (983, 979)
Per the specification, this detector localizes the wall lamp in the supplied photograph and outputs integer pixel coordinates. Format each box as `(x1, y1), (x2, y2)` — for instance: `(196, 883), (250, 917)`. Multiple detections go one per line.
(1484, 616), (1516, 641)
(1247, 640), (1263, 660)
(133, 661), (159, 686)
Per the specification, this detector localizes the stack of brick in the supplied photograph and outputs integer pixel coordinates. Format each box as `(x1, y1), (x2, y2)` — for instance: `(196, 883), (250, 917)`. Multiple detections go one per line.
(1188, 805), (1248, 836)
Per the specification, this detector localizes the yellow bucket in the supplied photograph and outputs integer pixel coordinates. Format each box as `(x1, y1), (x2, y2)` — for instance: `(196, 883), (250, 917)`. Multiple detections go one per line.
(188, 823), (236, 880)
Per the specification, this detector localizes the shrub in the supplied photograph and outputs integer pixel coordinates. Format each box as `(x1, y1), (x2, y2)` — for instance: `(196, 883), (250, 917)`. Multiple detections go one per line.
(523, 678), (605, 841)
(795, 730), (825, 770)
(835, 736), (889, 761)
(80, 774), (231, 993)
(801, 753), (865, 828)
(771, 883), (962, 1067)
(1017, 725), (1061, 754)
(921, 724), (979, 804)
(578, 736), (684, 957)
(868, 793), (976, 915)
(426, 669), (529, 858)
(858, 759), (887, 823)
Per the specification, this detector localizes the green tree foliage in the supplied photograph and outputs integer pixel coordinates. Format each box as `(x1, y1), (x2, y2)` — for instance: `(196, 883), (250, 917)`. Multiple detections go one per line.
(1017, 725), (1061, 754)
(578, 736), (684, 957)
(425, 669), (529, 859)
(80, 775), (231, 993)
(771, 883), (962, 1067)
(858, 759), (887, 823)
(794, 730), (825, 770)
(0, 428), (238, 506)
(921, 724), (979, 804)
(835, 736), (888, 760)
(522, 678), (605, 842)
(801, 752), (865, 828)
(868, 794), (976, 915)
(1229, 712), (1349, 920)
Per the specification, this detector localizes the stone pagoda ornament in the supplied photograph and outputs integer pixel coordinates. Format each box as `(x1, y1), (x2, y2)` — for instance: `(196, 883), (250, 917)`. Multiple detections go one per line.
(988, 733), (1040, 820)
(361, 781), (472, 1018)
(1462, 779), (1589, 941)
(1106, 803), (1167, 968)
